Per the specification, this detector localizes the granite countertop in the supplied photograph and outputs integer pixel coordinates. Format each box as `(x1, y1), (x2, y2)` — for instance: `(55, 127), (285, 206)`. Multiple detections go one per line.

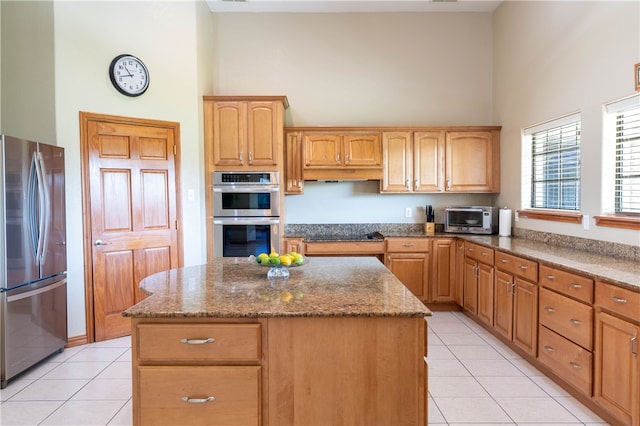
(457, 235), (640, 292)
(122, 256), (432, 319)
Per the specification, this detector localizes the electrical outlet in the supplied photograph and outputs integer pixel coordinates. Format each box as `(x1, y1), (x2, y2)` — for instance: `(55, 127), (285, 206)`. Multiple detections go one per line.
(405, 207), (412, 218)
(583, 215), (590, 230)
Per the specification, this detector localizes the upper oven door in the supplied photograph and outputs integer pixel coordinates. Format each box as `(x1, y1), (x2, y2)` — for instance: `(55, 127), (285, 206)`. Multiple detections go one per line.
(213, 186), (280, 217)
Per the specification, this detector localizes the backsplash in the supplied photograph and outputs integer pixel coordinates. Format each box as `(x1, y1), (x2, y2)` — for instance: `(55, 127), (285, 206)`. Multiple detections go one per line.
(285, 223), (639, 262)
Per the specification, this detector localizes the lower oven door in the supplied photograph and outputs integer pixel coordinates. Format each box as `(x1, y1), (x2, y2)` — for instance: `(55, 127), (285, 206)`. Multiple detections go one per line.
(213, 217), (281, 258)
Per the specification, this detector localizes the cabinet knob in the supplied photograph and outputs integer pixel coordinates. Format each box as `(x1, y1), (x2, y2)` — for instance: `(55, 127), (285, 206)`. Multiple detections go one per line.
(544, 306), (555, 313)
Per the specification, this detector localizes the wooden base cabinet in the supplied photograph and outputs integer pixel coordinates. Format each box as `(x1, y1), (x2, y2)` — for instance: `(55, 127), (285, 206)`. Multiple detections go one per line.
(593, 282), (640, 426)
(494, 252), (538, 356)
(131, 316), (427, 426)
(431, 238), (456, 303)
(462, 242), (494, 325)
(386, 238), (431, 301)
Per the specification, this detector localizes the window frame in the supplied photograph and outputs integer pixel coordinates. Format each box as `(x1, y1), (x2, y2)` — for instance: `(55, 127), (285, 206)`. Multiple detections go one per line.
(519, 112), (583, 224)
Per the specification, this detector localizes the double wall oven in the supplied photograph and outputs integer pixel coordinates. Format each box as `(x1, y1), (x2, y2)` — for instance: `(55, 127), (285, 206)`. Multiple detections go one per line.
(213, 171), (281, 257)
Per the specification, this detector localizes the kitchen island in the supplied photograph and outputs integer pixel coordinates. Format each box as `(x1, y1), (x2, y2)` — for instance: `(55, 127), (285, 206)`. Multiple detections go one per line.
(123, 256), (431, 426)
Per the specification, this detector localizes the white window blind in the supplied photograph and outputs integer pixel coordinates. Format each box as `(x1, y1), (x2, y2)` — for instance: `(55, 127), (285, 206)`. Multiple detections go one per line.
(526, 115), (581, 210)
(610, 99), (640, 214)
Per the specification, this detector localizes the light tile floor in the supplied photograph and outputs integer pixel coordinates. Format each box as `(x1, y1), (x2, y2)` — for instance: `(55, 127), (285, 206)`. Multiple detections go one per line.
(0, 311), (610, 425)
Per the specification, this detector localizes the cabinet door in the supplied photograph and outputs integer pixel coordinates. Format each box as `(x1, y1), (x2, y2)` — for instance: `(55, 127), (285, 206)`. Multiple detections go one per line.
(477, 263), (494, 326)
(594, 311), (640, 426)
(247, 101), (280, 166)
(494, 269), (513, 340)
(304, 134), (341, 167)
(283, 237), (305, 255)
(285, 132), (304, 194)
(213, 102), (246, 167)
(343, 133), (381, 167)
(454, 240), (465, 306)
(387, 252), (430, 300)
(413, 131), (444, 192)
(463, 258), (478, 314)
(512, 278), (538, 356)
(431, 238), (455, 302)
(445, 131), (499, 192)
(381, 132), (412, 192)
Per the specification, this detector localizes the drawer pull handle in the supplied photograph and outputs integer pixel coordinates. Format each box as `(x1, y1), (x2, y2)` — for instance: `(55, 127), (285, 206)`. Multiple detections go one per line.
(499, 259), (507, 263)
(545, 274), (555, 280)
(481, 252), (487, 256)
(569, 318), (582, 326)
(569, 282), (582, 289)
(611, 296), (628, 304)
(632, 336), (638, 355)
(543, 345), (555, 353)
(180, 338), (216, 345)
(403, 243), (415, 247)
(182, 396), (215, 404)
(519, 265), (527, 270)
(544, 306), (555, 313)
(569, 361), (581, 370)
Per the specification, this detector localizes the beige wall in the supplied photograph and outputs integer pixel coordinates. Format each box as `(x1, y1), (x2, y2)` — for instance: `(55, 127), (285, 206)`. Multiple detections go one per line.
(1, 1), (56, 142)
(210, 12), (498, 224)
(493, 1), (640, 246)
(51, 1), (211, 338)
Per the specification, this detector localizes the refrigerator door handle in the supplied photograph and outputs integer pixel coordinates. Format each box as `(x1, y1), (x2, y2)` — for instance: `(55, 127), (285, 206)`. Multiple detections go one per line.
(28, 152), (41, 264)
(37, 151), (51, 265)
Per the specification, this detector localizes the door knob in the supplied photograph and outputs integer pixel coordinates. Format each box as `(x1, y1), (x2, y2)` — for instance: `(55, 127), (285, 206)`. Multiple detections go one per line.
(94, 240), (111, 246)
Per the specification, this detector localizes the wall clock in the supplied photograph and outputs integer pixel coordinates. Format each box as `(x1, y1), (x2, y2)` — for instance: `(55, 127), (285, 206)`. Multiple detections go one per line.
(109, 54), (150, 97)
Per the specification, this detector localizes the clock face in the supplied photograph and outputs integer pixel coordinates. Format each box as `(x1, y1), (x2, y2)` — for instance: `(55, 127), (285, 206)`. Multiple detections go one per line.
(109, 54), (149, 97)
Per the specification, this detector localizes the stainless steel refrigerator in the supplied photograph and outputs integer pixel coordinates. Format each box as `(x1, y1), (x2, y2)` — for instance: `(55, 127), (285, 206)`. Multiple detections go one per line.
(0, 135), (67, 389)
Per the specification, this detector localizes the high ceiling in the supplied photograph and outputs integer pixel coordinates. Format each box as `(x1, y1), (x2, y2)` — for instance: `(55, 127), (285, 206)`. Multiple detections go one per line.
(206, 0), (503, 13)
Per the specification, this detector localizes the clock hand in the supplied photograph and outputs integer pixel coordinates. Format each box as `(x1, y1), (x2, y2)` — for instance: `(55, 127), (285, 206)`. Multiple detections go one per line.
(123, 66), (134, 77)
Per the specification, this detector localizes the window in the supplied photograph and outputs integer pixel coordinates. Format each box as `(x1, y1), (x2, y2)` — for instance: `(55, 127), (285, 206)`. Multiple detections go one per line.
(523, 113), (581, 211)
(610, 97), (640, 215)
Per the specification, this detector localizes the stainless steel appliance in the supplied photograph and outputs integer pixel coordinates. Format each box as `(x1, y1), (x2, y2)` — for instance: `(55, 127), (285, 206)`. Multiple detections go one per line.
(213, 171), (280, 217)
(444, 206), (498, 234)
(213, 171), (281, 257)
(0, 135), (67, 388)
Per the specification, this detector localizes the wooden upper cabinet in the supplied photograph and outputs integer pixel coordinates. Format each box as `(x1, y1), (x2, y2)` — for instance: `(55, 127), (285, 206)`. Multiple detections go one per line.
(205, 97), (287, 171)
(414, 131), (445, 192)
(304, 133), (342, 167)
(303, 132), (381, 168)
(381, 131), (412, 192)
(445, 130), (500, 192)
(285, 131), (304, 194)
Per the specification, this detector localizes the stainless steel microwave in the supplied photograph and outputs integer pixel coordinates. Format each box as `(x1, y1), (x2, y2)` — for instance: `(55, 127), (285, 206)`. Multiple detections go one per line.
(444, 206), (498, 234)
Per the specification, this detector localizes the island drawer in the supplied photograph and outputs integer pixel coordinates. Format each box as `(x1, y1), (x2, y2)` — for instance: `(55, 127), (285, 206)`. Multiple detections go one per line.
(464, 242), (494, 265)
(136, 323), (261, 362)
(495, 251), (538, 282)
(539, 288), (593, 350)
(539, 265), (593, 304)
(538, 325), (592, 396)
(385, 238), (431, 252)
(137, 365), (260, 426)
(595, 281), (640, 322)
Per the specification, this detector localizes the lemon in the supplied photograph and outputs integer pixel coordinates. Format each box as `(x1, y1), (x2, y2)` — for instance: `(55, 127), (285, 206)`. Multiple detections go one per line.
(279, 255), (292, 266)
(280, 291), (293, 302)
(269, 252), (279, 258)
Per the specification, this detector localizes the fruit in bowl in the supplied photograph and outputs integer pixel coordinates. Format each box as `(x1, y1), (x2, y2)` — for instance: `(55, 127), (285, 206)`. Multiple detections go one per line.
(252, 252), (305, 267)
